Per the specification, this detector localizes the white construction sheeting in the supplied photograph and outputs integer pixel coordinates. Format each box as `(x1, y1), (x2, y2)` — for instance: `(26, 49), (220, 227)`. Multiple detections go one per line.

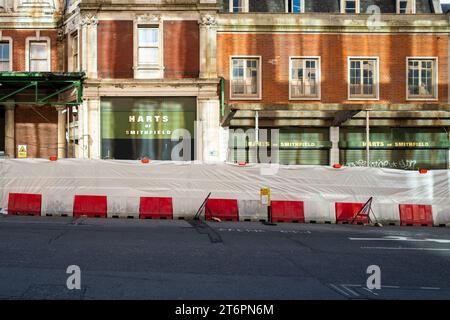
(0, 159), (449, 219)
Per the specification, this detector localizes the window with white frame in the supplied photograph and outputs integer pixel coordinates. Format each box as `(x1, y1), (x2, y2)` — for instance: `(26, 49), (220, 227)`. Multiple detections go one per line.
(0, 41), (11, 71)
(138, 26), (160, 67)
(397, 0), (415, 14)
(229, 0), (249, 13)
(70, 32), (79, 72)
(407, 58), (437, 99)
(230, 57), (260, 99)
(286, 0), (304, 13)
(348, 58), (378, 99)
(29, 41), (50, 72)
(341, 0), (359, 13)
(290, 57), (320, 99)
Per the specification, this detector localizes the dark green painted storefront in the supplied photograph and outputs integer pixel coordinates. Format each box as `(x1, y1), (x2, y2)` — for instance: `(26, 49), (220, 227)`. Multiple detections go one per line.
(340, 127), (449, 170)
(101, 97), (196, 160)
(228, 127), (331, 165)
(228, 126), (449, 169)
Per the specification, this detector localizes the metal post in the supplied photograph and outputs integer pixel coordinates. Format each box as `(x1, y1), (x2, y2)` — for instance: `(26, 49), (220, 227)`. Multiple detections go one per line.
(366, 110), (370, 167)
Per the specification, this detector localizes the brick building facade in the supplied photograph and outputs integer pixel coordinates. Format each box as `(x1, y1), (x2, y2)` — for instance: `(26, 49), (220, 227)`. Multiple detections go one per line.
(217, 0), (450, 169)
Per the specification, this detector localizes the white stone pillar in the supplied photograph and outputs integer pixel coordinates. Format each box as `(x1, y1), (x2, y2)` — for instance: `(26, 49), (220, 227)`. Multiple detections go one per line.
(4, 103), (15, 158)
(329, 126), (340, 165)
(88, 18), (98, 79)
(197, 98), (220, 162)
(56, 106), (66, 158)
(81, 14), (98, 79)
(80, 100), (89, 159)
(199, 14), (218, 79)
(87, 99), (100, 159)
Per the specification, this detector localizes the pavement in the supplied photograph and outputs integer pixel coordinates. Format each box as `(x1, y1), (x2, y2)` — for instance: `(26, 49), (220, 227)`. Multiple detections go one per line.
(0, 215), (449, 300)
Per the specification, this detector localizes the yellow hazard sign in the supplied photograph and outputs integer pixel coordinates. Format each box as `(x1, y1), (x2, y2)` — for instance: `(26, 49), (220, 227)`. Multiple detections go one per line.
(17, 145), (27, 158)
(260, 187), (271, 206)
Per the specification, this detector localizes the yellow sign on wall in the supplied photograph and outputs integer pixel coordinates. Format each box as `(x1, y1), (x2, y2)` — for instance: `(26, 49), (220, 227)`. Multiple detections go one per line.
(260, 187), (271, 206)
(17, 145), (27, 158)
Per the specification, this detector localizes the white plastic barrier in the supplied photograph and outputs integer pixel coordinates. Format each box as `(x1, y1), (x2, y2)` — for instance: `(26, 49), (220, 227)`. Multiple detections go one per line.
(432, 205), (450, 227)
(107, 196), (140, 218)
(303, 201), (335, 223)
(42, 192), (74, 217)
(172, 197), (205, 220)
(371, 203), (400, 225)
(238, 200), (267, 222)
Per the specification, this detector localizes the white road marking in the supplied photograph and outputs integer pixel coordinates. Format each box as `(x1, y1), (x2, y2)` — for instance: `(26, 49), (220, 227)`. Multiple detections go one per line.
(349, 236), (450, 244)
(341, 285), (360, 296)
(420, 287), (441, 290)
(361, 246), (450, 251)
(362, 287), (379, 296)
(329, 284), (351, 297)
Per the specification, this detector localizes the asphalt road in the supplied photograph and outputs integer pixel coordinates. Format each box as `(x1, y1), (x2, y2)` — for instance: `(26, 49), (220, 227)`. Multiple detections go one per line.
(0, 215), (449, 300)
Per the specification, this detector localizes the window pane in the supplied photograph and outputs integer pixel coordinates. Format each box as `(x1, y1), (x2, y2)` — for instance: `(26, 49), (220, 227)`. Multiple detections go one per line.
(233, 0), (244, 12)
(293, 0), (301, 13)
(231, 58), (259, 97)
(0, 43), (9, 60)
(345, 0), (356, 13)
(30, 42), (48, 60)
(138, 47), (158, 64)
(0, 61), (9, 71)
(290, 58), (319, 98)
(30, 60), (48, 72)
(139, 28), (158, 46)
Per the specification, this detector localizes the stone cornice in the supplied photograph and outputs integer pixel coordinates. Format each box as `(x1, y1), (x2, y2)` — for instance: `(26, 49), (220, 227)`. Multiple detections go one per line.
(218, 13), (450, 33)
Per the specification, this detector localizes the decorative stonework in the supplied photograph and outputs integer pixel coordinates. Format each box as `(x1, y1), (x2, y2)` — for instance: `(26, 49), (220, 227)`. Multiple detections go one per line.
(81, 13), (98, 26)
(65, 15), (80, 34)
(135, 13), (161, 24)
(199, 14), (217, 26)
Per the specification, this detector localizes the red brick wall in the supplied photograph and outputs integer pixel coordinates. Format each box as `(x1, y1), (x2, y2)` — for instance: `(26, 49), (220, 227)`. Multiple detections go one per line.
(97, 20), (134, 78)
(1, 30), (59, 72)
(217, 33), (448, 104)
(14, 106), (57, 158)
(164, 21), (199, 78)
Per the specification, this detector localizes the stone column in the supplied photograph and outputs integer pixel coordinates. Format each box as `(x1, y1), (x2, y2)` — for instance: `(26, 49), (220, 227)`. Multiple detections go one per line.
(87, 99), (100, 159)
(81, 13), (98, 79)
(4, 103), (15, 158)
(329, 126), (340, 165)
(197, 98), (220, 162)
(56, 106), (66, 158)
(199, 14), (218, 79)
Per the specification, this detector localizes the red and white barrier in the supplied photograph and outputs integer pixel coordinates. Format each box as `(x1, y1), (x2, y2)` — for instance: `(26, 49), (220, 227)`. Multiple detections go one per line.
(0, 160), (448, 227)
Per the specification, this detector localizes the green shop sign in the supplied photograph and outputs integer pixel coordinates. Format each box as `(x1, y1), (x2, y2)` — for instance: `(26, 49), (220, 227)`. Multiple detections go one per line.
(101, 97), (196, 140)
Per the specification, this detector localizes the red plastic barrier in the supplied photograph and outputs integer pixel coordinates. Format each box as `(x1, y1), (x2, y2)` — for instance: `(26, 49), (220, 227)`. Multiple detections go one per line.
(271, 200), (305, 223)
(335, 202), (367, 224)
(399, 204), (433, 226)
(8, 193), (42, 216)
(73, 195), (107, 218)
(139, 197), (173, 219)
(205, 199), (239, 221)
